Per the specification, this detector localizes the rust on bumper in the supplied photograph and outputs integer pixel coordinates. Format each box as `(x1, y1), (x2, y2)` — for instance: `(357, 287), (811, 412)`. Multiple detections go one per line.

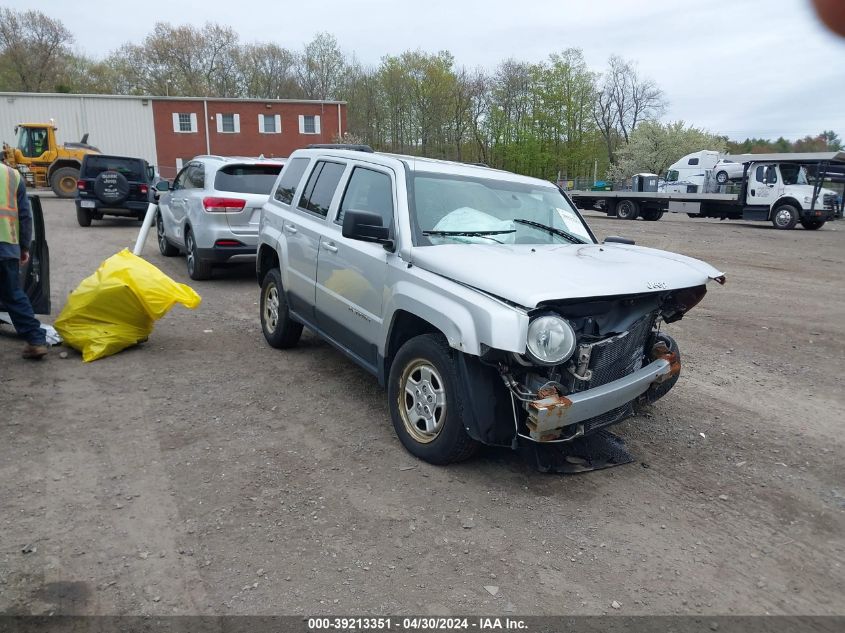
(523, 357), (673, 441)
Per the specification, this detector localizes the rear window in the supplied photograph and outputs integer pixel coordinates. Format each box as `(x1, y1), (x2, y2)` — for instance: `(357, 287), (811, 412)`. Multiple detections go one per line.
(214, 164), (284, 194)
(83, 156), (145, 181)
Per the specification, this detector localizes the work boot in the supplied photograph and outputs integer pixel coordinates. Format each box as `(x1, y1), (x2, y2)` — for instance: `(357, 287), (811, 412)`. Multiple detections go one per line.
(22, 343), (48, 360)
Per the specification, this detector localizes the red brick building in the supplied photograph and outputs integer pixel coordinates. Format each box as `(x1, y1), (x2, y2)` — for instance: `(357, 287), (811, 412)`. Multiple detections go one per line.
(152, 97), (347, 177)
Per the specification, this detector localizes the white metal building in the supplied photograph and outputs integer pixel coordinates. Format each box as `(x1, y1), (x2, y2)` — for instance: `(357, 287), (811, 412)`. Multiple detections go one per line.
(0, 92), (158, 164)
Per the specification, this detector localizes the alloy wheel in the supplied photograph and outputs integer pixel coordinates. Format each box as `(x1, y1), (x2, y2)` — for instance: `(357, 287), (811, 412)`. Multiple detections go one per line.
(157, 215), (167, 251)
(264, 283), (280, 331)
(399, 359), (447, 443)
(186, 232), (195, 274)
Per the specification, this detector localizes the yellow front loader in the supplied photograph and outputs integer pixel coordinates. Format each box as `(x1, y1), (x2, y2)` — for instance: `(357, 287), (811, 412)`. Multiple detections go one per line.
(2, 123), (100, 198)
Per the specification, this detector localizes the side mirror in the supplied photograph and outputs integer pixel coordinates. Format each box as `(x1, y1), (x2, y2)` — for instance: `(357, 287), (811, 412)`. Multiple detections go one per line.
(342, 209), (393, 248)
(603, 236), (635, 245)
(155, 180), (170, 192)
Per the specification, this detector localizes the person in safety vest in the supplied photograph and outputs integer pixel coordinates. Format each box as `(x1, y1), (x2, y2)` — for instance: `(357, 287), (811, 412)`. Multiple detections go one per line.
(0, 163), (48, 359)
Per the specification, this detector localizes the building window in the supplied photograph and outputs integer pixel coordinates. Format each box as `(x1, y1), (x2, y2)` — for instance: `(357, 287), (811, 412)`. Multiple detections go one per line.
(298, 114), (321, 135)
(172, 113), (197, 133)
(216, 113), (240, 134)
(260, 114), (281, 134)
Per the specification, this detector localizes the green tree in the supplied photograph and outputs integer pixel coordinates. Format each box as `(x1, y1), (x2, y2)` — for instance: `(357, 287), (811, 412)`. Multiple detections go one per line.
(819, 130), (842, 151)
(0, 8), (74, 92)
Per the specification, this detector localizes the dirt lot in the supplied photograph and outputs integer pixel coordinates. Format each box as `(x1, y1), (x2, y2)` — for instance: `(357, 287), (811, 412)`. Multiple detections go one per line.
(1, 197), (843, 616)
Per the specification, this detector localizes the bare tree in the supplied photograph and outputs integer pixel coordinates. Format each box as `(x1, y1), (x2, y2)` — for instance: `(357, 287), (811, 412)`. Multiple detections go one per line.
(0, 8), (74, 92)
(593, 85), (618, 165)
(238, 43), (302, 99)
(338, 58), (384, 148)
(594, 55), (666, 164)
(298, 33), (346, 100)
(106, 22), (241, 97)
(466, 69), (492, 165)
(449, 67), (478, 160)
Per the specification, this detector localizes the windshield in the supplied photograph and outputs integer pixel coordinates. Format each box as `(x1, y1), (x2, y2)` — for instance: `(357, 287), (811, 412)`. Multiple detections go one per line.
(780, 164), (809, 186)
(83, 155), (145, 180)
(16, 127), (28, 152)
(215, 164), (284, 194)
(410, 172), (593, 246)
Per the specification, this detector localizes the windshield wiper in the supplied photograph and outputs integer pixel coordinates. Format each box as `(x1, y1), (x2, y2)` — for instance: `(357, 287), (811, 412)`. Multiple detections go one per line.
(423, 229), (515, 244)
(512, 219), (586, 244)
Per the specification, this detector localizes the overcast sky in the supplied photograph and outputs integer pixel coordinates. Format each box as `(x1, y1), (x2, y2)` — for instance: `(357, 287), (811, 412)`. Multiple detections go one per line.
(24, 0), (845, 141)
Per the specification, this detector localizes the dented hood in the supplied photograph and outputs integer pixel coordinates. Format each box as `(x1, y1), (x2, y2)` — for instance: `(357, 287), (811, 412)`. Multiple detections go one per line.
(409, 243), (724, 308)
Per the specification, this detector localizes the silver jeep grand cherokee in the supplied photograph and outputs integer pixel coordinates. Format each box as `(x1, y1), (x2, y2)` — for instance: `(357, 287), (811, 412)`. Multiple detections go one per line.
(257, 145), (725, 465)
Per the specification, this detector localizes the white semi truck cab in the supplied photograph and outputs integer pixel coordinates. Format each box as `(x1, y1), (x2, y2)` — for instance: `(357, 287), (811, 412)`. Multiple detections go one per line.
(741, 160), (838, 229)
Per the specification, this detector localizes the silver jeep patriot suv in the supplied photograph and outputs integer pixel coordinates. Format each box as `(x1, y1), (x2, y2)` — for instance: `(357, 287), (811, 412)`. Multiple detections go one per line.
(257, 145), (725, 465)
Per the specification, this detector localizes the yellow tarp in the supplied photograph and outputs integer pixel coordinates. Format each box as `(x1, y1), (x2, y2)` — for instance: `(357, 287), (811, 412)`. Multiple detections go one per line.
(55, 249), (201, 362)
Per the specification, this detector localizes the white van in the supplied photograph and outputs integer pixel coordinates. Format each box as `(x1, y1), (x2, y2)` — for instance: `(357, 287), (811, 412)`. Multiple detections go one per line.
(662, 150), (720, 193)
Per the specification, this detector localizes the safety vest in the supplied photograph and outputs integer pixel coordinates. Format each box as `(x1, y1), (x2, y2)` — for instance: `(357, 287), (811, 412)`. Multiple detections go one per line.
(0, 165), (21, 245)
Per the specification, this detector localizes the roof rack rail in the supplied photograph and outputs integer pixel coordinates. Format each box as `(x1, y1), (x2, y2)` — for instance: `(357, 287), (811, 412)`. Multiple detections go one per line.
(306, 143), (375, 153)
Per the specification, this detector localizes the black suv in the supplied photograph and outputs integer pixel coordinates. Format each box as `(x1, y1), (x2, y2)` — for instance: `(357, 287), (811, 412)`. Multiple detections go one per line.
(75, 154), (157, 226)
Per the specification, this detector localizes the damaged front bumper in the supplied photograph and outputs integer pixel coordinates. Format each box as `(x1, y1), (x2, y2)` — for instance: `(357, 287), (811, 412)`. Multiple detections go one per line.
(523, 352), (679, 442)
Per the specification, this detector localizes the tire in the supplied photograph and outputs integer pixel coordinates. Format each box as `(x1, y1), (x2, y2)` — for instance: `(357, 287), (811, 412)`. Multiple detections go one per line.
(771, 204), (799, 230)
(642, 209), (663, 221)
(800, 219), (825, 230)
(75, 206), (92, 227)
(185, 228), (212, 280)
(716, 170), (729, 185)
(156, 211), (178, 256)
(51, 166), (79, 198)
(616, 199), (639, 220)
(388, 334), (479, 465)
(260, 268), (303, 349)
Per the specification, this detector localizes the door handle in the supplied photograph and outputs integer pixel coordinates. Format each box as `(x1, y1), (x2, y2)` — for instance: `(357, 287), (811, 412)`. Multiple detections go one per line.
(284, 224), (298, 234)
(323, 242), (338, 253)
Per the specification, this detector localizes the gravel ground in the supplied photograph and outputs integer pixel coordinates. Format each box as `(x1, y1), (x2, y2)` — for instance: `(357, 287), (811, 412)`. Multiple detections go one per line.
(0, 198), (843, 616)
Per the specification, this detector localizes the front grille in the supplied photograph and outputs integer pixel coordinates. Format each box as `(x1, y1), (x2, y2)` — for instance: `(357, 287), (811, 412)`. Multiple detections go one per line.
(584, 312), (656, 388)
(823, 193), (837, 210)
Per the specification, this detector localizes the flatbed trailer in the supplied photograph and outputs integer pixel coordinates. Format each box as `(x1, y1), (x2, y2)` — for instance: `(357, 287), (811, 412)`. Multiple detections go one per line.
(569, 152), (845, 230)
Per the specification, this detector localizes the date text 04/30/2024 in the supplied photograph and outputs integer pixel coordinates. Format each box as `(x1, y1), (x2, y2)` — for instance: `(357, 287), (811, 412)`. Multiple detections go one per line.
(307, 617), (528, 630)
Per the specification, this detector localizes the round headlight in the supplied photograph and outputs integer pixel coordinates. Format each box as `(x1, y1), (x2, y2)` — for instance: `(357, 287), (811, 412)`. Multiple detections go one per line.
(525, 315), (577, 366)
